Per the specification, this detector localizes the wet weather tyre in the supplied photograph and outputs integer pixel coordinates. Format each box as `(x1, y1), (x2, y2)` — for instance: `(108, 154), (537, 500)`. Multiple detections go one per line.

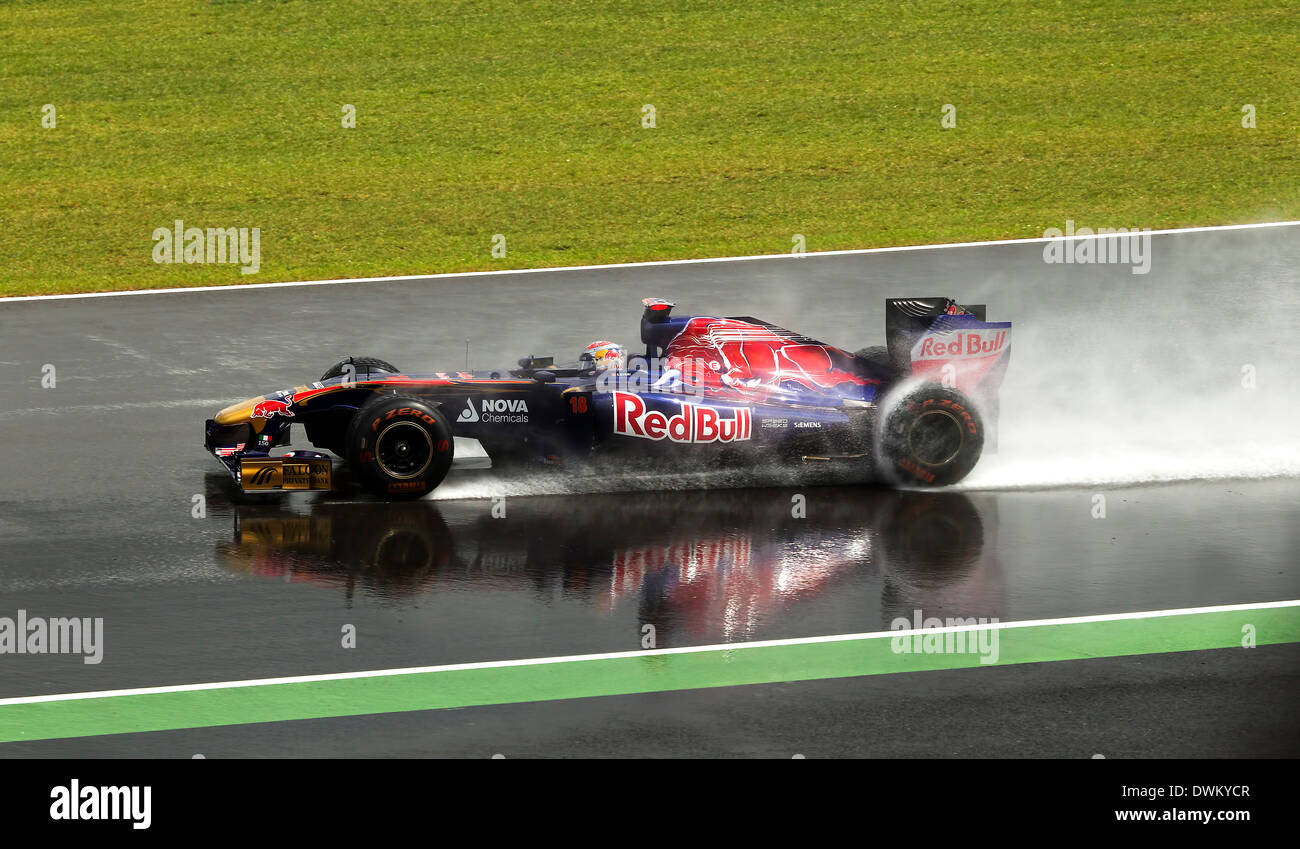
(321, 356), (400, 383)
(876, 384), (983, 487)
(854, 345), (898, 378)
(346, 395), (454, 500)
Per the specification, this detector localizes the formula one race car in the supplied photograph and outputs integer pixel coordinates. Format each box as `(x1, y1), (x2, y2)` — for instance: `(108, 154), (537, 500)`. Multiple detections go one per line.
(204, 297), (1011, 498)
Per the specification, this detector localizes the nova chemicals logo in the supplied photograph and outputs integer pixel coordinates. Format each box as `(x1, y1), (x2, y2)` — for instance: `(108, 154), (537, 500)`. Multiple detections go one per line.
(613, 391), (751, 443)
(459, 398), (529, 423)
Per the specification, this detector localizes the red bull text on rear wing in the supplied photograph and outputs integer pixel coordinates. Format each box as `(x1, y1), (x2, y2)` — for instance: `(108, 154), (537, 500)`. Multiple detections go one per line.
(885, 298), (1011, 398)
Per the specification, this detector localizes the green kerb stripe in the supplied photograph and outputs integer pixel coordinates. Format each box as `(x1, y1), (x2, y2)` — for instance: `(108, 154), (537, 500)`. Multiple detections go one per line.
(1, 605), (1296, 743)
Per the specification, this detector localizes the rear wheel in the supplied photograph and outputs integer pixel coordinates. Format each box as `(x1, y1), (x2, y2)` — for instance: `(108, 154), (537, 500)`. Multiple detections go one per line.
(854, 345), (898, 379)
(876, 384), (983, 487)
(346, 395), (454, 499)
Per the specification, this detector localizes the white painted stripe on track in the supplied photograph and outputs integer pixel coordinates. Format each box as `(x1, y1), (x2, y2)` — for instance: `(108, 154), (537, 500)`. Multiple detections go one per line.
(3, 220), (1296, 304)
(1, 599), (1294, 706)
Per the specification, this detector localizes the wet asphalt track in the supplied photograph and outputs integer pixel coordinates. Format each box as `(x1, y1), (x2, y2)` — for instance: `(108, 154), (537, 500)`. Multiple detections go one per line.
(1, 225), (1298, 756)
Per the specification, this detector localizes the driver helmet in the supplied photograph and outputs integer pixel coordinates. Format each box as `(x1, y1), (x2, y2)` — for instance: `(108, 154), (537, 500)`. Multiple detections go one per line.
(584, 340), (626, 371)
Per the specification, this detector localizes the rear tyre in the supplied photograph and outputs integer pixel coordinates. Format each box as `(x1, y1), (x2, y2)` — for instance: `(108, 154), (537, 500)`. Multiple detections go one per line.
(854, 345), (898, 378)
(346, 395), (454, 499)
(876, 384), (983, 487)
(321, 356), (400, 383)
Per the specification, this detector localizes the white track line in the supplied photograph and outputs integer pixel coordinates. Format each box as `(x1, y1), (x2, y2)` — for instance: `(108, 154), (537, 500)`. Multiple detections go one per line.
(2, 599), (1294, 706)
(3, 220), (1296, 304)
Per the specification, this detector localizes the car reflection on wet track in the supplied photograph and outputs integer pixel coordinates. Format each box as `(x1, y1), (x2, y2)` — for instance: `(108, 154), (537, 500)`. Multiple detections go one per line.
(215, 486), (1001, 642)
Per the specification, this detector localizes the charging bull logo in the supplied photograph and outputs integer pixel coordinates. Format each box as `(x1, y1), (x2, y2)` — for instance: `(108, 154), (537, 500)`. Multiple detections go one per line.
(663, 317), (869, 399)
(614, 391), (751, 443)
(251, 395), (295, 419)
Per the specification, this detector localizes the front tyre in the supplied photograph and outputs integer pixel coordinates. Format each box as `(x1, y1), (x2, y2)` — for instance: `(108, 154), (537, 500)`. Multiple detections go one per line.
(876, 384), (983, 487)
(346, 395), (454, 499)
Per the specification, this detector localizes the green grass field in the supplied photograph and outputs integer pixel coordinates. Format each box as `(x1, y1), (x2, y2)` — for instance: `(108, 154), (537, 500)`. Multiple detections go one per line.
(1, 0), (1296, 296)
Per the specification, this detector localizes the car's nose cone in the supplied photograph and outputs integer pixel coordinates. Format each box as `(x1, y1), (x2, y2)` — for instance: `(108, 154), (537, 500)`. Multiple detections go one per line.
(214, 396), (262, 425)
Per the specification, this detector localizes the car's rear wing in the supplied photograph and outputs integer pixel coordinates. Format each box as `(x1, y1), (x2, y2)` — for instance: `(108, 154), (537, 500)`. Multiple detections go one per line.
(885, 297), (1011, 449)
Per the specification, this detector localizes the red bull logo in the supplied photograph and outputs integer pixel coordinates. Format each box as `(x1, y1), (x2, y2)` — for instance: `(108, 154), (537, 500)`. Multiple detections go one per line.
(909, 327), (1011, 393)
(613, 391), (751, 443)
(250, 395), (295, 419)
(913, 330), (1008, 360)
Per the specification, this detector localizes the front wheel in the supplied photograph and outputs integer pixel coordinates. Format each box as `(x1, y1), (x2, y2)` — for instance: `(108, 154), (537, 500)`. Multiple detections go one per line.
(876, 384), (984, 487)
(346, 395), (454, 499)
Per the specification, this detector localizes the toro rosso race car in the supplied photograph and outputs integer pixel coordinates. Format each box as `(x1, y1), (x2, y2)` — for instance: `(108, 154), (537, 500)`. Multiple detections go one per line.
(204, 297), (1011, 498)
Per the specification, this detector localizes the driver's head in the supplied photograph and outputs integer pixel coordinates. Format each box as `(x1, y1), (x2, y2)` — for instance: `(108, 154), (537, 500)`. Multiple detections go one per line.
(584, 340), (625, 371)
